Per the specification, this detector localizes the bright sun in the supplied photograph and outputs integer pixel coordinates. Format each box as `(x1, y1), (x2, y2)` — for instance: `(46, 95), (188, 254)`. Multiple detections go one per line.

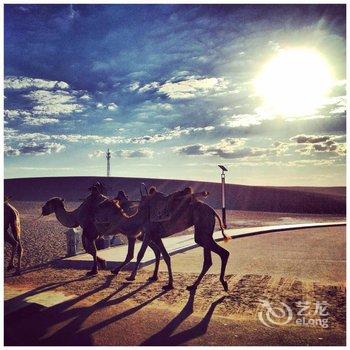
(254, 48), (334, 117)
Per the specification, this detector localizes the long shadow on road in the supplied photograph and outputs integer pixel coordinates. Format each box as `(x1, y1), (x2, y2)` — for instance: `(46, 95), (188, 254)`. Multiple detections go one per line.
(142, 290), (226, 345)
(6, 275), (167, 346)
(40, 278), (165, 345)
(6, 276), (226, 346)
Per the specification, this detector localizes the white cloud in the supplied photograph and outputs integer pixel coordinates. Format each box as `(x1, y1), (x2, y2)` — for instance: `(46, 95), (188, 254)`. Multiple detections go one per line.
(5, 76), (70, 90)
(115, 149), (154, 158)
(5, 110), (31, 119)
(88, 148), (154, 159)
(80, 94), (91, 100)
(127, 125), (214, 144)
(23, 117), (59, 126)
(225, 114), (262, 128)
(24, 89), (84, 116)
(5, 141), (65, 156)
(138, 82), (160, 93)
(128, 81), (140, 91)
(4, 109), (59, 126)
(88, 150), (106, 158)
(4, 125), (216, 157)
(175, 137), (283, 159)
(157, 77), (229, 99)
(107, 103), (118, 111)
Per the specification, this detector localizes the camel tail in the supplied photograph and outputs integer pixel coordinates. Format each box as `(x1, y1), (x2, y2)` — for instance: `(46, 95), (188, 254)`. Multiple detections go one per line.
(214, 211), (231, 243)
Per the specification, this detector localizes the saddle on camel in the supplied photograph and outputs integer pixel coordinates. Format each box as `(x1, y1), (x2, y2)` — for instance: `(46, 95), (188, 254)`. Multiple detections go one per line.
(147, 187), (209, 223)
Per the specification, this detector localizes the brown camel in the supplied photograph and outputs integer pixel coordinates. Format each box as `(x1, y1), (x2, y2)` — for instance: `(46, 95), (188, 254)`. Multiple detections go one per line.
(4, 198), (23, 274)
(91, 185), (231, 291)
(41, 185), (162, 278)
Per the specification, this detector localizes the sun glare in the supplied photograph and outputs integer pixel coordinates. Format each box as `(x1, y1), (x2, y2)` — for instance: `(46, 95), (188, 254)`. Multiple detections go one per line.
(254, 48), (334, 117)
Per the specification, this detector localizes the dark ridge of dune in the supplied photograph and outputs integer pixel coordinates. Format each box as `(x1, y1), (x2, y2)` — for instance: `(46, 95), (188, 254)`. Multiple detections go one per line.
(277, 186), (346, 198)
(4, 176), (346, 214)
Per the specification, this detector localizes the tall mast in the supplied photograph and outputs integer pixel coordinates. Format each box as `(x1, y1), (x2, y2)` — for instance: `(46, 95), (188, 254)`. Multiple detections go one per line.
(106, 149), (111, 177)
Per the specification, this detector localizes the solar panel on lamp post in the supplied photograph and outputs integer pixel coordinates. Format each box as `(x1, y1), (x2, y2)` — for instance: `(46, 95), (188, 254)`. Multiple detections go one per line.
(218, 165), (228, 228)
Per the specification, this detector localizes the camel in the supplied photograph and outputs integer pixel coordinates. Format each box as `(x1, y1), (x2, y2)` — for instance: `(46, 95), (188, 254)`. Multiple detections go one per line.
(91, 185), (231, 291)
(4, 198), (23, 275)
(41, 184), (162, 278)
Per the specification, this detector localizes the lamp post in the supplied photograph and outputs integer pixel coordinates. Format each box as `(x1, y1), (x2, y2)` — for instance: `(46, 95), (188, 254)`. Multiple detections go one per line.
(218, 165), (228, 228)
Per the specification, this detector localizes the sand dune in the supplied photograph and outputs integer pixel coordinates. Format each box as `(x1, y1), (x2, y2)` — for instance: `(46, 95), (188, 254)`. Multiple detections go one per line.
(4, 176), (346, 214)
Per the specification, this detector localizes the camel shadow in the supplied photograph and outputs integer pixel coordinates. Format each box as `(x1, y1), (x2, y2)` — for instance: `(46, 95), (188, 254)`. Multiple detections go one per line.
(6, 274), (225, 346)
(142, 290), (226, 345)
(39, 278), (168, 345)
(5, 274), (94, 316)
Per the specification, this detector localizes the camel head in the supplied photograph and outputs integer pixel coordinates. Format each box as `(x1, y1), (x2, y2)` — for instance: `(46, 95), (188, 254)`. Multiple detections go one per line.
(137, 183), (154, 213)
(41, 197), (65, 216)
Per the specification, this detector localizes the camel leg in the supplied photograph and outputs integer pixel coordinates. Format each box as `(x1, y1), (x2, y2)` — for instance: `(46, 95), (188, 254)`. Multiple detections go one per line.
(152, 236), (174, 290)
(83, 235), (104, 270)
(208, 240), (230, 292)
(148, 241), (161, 282)
(82, 235), (99, 276)
(126, 232), (151, 281)
(10, 221), (23, 275)
(15, 241), (23, 275)
(111, 236), (136, 275)
(5, 229), (19, 272)
(187, 247), (212, 291)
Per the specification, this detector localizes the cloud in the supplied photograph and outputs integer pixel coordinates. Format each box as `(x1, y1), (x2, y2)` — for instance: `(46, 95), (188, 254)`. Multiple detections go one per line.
(128, 81), (140, 91)
(4, 125), (217, 153)
(80, 94), (91, 100)
(21, 116), (59, 126)
(138, 82), (160, 93)
(88, 148), (155, 159)
(115, 149), (154, 158)
(157, 77), (229, 99)
(290, 134), (331, 144)
(126, 125), (214, 144)
(88, 150), (106, 158)
(5, 109), (31, 120)
(224, 113), (264, 128)
(291, 134), (346, 155)
(95, 102), (118, 111)
(175, 137), (271, 159)
(107, 103), (118, 111)
(24, 89), (84, 116)
(4, 145), (20, 156)
(5, 109), (59, 126)
(4, 76), (70, 90)
(5, 142), (65, 156)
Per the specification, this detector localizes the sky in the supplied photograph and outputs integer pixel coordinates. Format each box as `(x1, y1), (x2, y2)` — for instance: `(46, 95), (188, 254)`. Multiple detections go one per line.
(4, 4), (346, 186)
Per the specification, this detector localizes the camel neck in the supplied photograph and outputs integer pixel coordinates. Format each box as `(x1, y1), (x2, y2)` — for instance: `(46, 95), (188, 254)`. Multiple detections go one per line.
(55, 202), (79, 228)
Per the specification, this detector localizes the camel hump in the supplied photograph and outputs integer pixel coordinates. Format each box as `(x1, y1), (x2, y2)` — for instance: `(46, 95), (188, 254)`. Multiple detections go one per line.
(148, 186), (202, 223)
(115, 190), (128, 202)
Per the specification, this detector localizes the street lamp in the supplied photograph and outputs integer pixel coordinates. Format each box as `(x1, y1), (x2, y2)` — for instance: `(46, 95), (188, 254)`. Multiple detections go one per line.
(218, 165), (228, 228)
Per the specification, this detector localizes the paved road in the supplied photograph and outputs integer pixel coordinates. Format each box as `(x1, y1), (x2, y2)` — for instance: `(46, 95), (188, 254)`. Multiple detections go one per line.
(144, 226), (346, 284)
(58, 222), (345, 274)
(5, 225), (346, 346)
